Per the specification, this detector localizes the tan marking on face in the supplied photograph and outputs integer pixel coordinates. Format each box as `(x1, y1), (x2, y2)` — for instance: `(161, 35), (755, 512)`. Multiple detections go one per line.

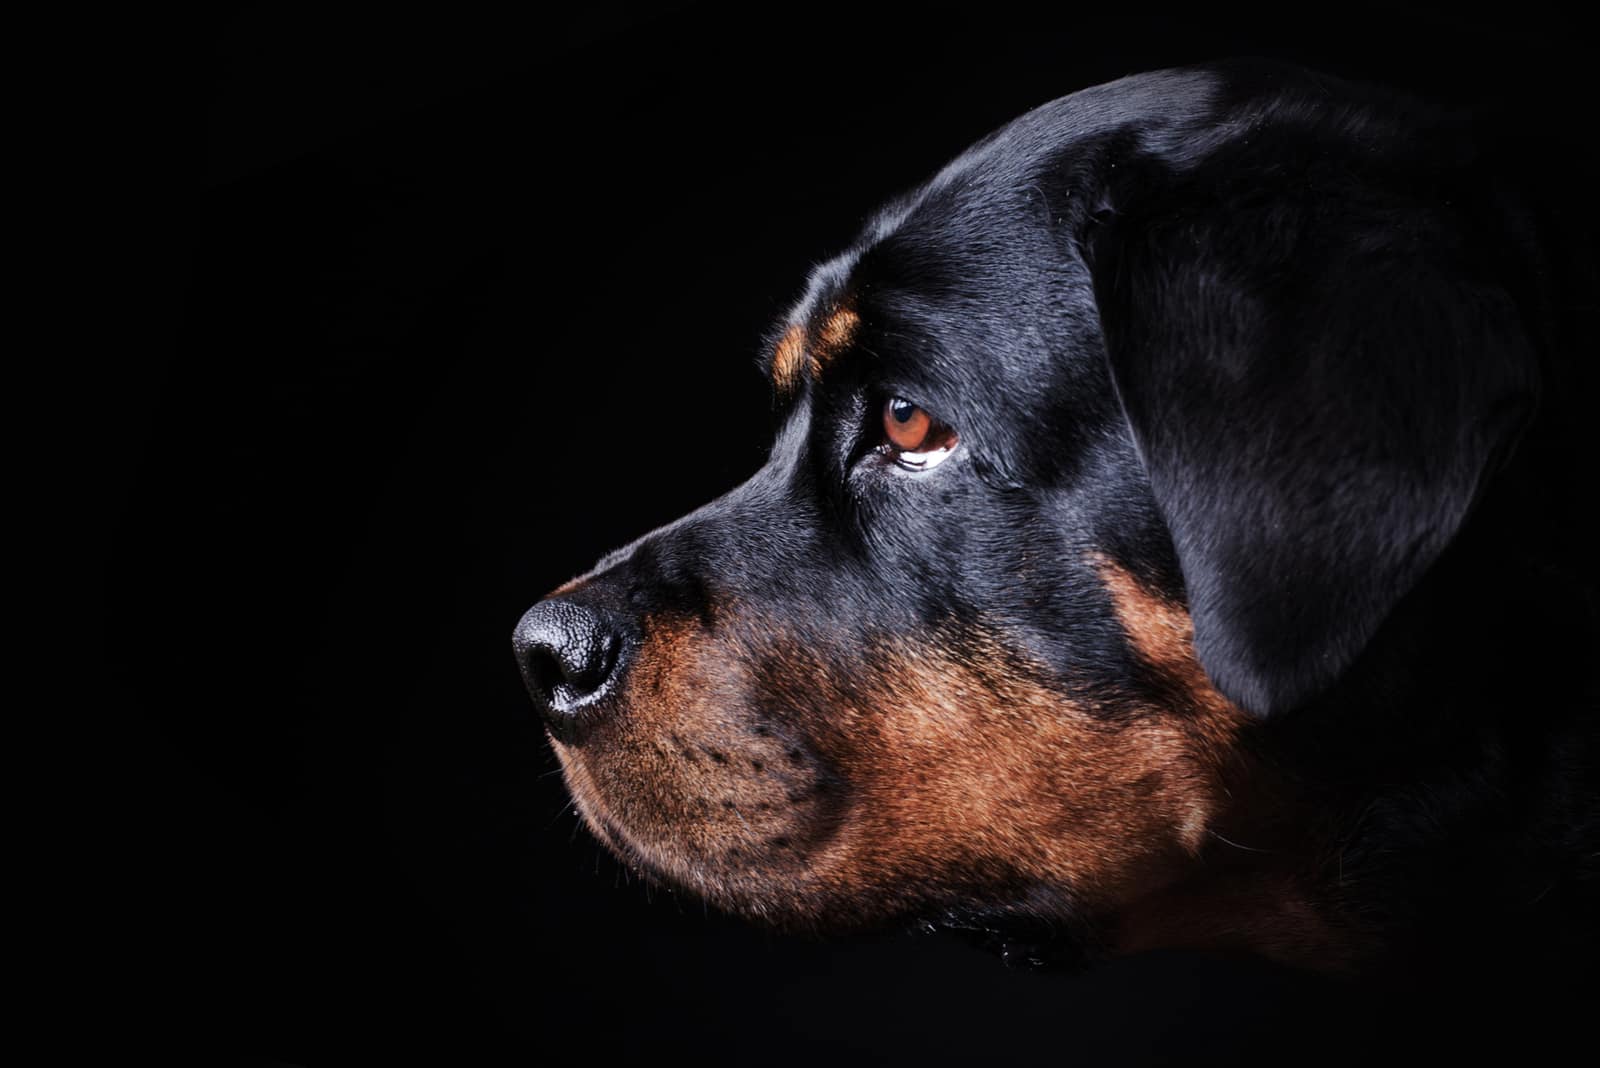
(553, 595), (1249, 930)
(806, 632), (1242, 914)
(770, 323), (808, 394)
(769, 300), (859, 396)
(550, 559), (1354, 965)
(1095, 557), (1239, 727)
(809, 301), (859, 377)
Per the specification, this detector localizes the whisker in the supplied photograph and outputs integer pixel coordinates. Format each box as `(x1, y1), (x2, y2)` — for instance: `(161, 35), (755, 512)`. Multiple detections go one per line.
(1208, 830), (1272, 854)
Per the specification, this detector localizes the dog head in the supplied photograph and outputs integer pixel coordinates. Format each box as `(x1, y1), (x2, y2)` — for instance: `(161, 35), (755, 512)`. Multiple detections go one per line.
(512, 61), (1538, 966)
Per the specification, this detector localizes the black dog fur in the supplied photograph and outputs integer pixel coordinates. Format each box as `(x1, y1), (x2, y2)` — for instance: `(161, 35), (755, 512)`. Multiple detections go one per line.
(515, 59), (1597, 980)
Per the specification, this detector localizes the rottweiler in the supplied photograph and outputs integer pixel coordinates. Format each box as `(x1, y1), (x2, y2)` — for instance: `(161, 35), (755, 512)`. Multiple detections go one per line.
(513, 59), (1596, 977)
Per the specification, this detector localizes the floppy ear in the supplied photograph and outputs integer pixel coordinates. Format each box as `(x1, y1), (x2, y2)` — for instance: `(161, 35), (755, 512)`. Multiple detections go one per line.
(1086, 132), (1538, 718)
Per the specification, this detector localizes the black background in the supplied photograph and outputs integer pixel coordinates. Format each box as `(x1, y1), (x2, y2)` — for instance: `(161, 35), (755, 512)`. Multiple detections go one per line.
(98, 3), (1592, 1063)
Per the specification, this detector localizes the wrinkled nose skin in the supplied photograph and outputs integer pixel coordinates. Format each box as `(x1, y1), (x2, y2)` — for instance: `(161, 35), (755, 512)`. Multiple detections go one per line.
(511, 599), (634, 744)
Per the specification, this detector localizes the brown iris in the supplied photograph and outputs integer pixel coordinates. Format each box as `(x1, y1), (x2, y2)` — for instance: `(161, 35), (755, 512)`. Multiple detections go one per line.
(884, 397), (933, 451)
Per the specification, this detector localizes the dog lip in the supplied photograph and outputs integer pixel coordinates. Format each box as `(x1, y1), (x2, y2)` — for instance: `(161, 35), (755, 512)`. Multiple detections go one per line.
(555, 722), (854, 918)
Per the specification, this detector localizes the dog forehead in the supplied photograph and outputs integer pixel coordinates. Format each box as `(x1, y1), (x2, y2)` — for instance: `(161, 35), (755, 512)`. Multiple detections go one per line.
(794, 70), (1220, 268)
(758, 62), (1275, 467)
(878, 65), (1224, 226)
(771, 67), (1229, 355)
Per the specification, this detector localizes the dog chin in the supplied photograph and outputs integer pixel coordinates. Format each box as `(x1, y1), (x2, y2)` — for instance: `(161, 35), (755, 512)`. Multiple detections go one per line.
(568, 771), (1099, 956)
(556, 757), (823, 926)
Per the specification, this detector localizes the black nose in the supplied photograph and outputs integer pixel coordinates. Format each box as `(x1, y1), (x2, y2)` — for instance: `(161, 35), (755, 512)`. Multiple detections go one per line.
(512, 599), (631, 742)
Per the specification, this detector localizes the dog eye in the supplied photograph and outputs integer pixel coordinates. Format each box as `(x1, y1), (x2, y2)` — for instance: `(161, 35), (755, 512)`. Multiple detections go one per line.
(880, 397), (958, 470)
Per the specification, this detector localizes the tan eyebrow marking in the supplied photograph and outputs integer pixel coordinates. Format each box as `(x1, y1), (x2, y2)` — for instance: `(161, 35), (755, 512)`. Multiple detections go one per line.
(769, 299), (860, 397)
(770, 323), (809, 394)
(812, 301), (859, 372)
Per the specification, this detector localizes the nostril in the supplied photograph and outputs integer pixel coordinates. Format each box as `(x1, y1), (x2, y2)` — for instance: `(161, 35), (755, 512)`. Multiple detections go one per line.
(525, 645), (567, 705)
(512, 599), (632, 740)
(538, 631), (618, 702)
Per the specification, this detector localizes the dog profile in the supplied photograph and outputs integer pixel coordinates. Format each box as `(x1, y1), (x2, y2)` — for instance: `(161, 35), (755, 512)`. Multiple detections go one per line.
(513, 59), (1596, 976)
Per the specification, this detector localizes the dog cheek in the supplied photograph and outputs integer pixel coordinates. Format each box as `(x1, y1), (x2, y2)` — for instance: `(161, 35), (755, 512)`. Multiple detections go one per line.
(816, 643), (1242, 912)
